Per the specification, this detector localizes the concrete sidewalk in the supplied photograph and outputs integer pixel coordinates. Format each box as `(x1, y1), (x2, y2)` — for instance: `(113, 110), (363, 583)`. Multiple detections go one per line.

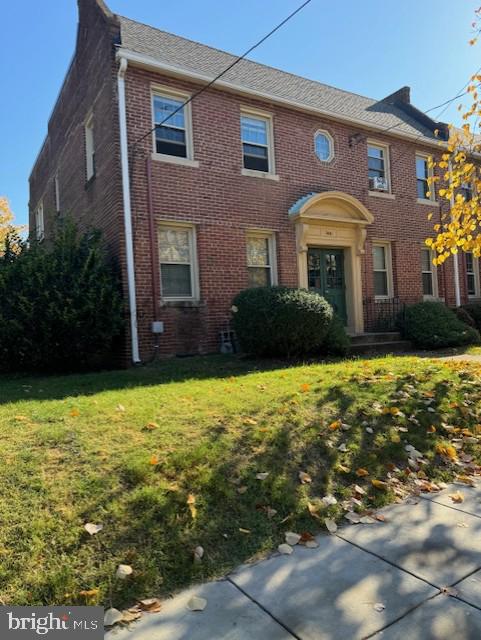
(109, 483), (481, 639)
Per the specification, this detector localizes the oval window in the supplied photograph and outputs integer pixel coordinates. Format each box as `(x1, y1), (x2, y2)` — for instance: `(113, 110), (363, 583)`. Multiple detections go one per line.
(315, 131), (333, 162)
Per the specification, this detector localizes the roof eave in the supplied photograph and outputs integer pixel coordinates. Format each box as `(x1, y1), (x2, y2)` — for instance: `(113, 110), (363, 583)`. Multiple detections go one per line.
(116, 47), (446, 150)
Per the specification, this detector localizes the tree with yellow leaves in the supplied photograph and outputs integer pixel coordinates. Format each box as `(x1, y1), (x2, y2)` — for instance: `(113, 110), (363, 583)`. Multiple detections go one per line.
(426, 8), (481, 266)
(0, 197), (23, 256)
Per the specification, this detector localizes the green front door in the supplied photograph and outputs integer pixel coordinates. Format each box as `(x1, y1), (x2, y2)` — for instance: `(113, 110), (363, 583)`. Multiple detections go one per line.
(308, 248), (347, 324)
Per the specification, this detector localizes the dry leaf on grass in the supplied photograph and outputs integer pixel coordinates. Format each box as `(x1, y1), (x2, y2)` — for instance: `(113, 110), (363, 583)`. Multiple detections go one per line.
(104, 608), (123, 627)
(187, 596), (207, 612)
(70, 409), (80, 417)
(84, 523), (103, 536)
(116, 404), (125, 412)
(300, 383), (310, 393)
(356, 468), (369, 477)
(144, 422), (159, 431)
(149, 455), (159, 466)
(187, 494), (197, 519)
(116, 564), (133, 580)
(298, 471), (312, 484)
(328, 420), (342, 431)
(278, 543), (293, 555)
(353, 485), (366, 496)
(244, 417), (258, 425)
(371, 479), (389, 491)
(239, 528), (251, 534)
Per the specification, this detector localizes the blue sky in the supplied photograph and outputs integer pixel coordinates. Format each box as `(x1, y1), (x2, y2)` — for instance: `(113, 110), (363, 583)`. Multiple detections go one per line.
(1, 0), (479, 226)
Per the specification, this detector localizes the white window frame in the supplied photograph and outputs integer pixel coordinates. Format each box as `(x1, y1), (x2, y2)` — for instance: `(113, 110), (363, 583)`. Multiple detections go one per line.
(240, 107), (278, 180)
(421, 247), (439, 300)
(158, 222), (199, 302)
(416, 152), (436, 204)
(151, 85), (197, 167)
(372, 241), (393, 300)
(54, 173), (60, 213)
(466, 251), (481, 298)
(314, 129), (334, 163)
(246, 230), (278, 287)
(367, 140), (391, 194)
(35, 200), (44, 242)
(85, 113), (95, 181)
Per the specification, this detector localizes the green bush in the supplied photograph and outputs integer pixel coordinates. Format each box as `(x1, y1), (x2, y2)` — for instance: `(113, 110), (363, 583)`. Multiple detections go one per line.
(399, 301), (479, 349)
(455, 306), (477, 329)
(320, 314), (351, 356)
(461, 303), (481, 332)
(0, 221), (124, 373)
(231, 286), (333, 357)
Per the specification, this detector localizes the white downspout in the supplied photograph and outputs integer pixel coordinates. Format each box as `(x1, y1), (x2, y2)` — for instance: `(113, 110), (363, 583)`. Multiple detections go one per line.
(117, 57), (141, 363)
(448, 160), (461, 307)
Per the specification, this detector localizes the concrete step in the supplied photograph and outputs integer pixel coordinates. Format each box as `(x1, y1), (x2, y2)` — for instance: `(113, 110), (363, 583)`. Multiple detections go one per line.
(349, 340), (413, 356)
(350, 332), (402, 345)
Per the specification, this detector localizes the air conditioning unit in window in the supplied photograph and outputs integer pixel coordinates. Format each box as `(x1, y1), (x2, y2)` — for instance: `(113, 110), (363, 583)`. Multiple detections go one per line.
(369, 177), (388, 192)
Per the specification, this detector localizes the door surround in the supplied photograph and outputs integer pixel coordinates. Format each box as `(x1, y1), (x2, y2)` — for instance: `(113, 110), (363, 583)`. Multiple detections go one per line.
(289, 191), (374, 334)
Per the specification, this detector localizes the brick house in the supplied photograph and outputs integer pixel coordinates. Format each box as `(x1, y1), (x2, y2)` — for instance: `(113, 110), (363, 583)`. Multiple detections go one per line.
(29, 0), (481, 364)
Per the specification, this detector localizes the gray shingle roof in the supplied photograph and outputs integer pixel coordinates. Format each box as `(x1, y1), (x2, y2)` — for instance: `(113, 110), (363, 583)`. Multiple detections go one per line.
(118, 15), (437, 142)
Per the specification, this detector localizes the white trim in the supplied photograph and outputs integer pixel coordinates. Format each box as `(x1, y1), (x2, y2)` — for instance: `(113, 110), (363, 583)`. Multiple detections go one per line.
(415, 152), (436, 202)
(117, 57), (141, 364)
(367, 140), (391, 193)
(151, 84), (195, 161)
(151, 152), (199, 168)
(158, 221), (200, 302)
(417, 198), (439, 206)
(372, 241), (393, 299)
(35, 200), (44, 242)
(116, 48), (446, 150)
(54, 173), (60, 213)
(241, 168), (279, 181)
(240, 107), (276, 176)
(421, 247), (439, 300)
(466, 252), (481, 298)
(368, 190), (395, 200)
(314, 129), (334, 163)
(246, 229), (278, 286)
(84, 112), (95, 181)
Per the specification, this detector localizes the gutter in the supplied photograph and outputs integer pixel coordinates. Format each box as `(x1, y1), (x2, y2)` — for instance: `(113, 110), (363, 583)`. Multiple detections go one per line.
(117, 56), (141, 364)
(115, 48), (447, 151)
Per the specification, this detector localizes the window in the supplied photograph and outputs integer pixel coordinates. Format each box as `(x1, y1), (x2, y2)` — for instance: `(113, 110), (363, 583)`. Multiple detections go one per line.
(54, 173), (60, 213)
(421, 248), (438, 298)
(152, 89), (192, 159)
(241, 112), (273, 173)
(461, 182), (473, 201)
(416, 154), (434, 201)
(373, 243), (393, 298)
(35, 201), (44, 241)
(85, 114), (95, 181)
(368, 143), (390, 191)
(314, 130), (334, 162)
(158, 224), (198, 300)
(466, 252), (480, 298)
(246, 232), (277, 287)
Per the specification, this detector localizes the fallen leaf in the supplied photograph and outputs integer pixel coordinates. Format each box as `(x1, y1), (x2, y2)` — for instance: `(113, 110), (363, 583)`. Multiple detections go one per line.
(149, 455), (159, 466)
(371, 479), (389, 490)
(456, 475), (476, 487)
(84, 523), (103, 536)
(194, 546), (204, 562)
(449, 491), (464, 504)
(307, 502), (321, 519)
(187, 596), (207, 612)
(70, 409), (80, 417)
(324, 518), (337, 533)
(353, 485), (366, 496)
(104, 608), (123, 627)
(116, 404), (125, 412)
(336, 463), (350, 473)
(298, 471), (312, 484)
(278, 543), (293, 555)
(239, 528), (251, 534)
(427, 425), (436, 433)
(139, 598), (162, 612)
(187, 494), (197, 519)
(144, 422), (159, 431)
(356, 468), (369, 477)
(256, 472), (269, 480)
(300, 383), (310, 393)
(79, 588), (99, 599)
(244, 418), (258, 425)
(116, 564), (133, 579)
(338, 443), (348, 452)
(285, 531), (301, 545)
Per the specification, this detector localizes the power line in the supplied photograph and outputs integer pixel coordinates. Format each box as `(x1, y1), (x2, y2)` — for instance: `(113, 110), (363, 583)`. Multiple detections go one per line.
(131, 0), (314, 150)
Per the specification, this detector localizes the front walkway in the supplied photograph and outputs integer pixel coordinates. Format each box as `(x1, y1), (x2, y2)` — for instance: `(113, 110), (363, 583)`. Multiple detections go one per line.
(110, 483), (481, 639)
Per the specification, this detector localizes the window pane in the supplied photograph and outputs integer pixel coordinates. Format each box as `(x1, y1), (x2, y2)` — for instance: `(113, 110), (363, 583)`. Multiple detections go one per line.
(368, 157), (384, 172)
(466, 252), (474, 272)
(416, 157), (427, 180)
(417, 178), (428, 199)
(368, 146), (383, 159)
(373, 245), (386, 270)
(315, 133), (331, 161)
(467, 274), (476, 296)
(154, 95), (185, 129)
(158, 228), (191, 263)
(248, 267), (271, 287)
(421, 249), (432, 272)
(247, 237), (269, 267)
(241, 116), (267, 145)
(161, 264), (192, 297)
(374, 271), (388, 297)
(422, 273), (433, 296)
(243, 144), (269, 172)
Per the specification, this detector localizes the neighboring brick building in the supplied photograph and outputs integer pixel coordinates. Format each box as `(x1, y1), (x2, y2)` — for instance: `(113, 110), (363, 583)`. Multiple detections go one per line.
(29, 0), (481, 364)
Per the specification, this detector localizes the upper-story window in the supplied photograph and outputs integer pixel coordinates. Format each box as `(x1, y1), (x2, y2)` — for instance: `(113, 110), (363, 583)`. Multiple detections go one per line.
(314, 130), (334, 163)
(241, 111), (274, 174)
(466, 252), (480, 298)
(368, 143), (390, 192)
(35, 201), (44, 242)
(416, 154), (435, 202)
(153, 88), (193, 159)
(85, 114), (95, 181)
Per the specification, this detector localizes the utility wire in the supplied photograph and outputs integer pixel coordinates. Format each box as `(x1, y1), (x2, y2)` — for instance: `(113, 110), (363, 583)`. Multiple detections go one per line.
(131, 0), (314, 150)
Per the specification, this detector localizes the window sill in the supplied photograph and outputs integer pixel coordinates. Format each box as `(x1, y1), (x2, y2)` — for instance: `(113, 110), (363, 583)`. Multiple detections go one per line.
(423, 295), (441, 301)
(374, 296), (394, 301)
(368, 190), (395, 200)
(151, 153), (199, 168)
(241, 168), (280, 181)
(417, 198), (439, 206)
(160, 299), (204, 308)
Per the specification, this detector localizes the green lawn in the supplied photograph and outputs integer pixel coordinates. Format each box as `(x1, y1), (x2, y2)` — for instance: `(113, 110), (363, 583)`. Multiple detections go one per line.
(0, 354), (480, 607)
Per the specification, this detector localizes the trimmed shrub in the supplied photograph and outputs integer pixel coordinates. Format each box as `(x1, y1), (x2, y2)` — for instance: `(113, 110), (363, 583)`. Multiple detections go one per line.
(461, 303), (481, 332)
(320, 314), (351, 356)
(0, 221), (124, 373)
(455, 306), (477, 329)
(399, 301), (479, 349)
(231, 286), (333, 357)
